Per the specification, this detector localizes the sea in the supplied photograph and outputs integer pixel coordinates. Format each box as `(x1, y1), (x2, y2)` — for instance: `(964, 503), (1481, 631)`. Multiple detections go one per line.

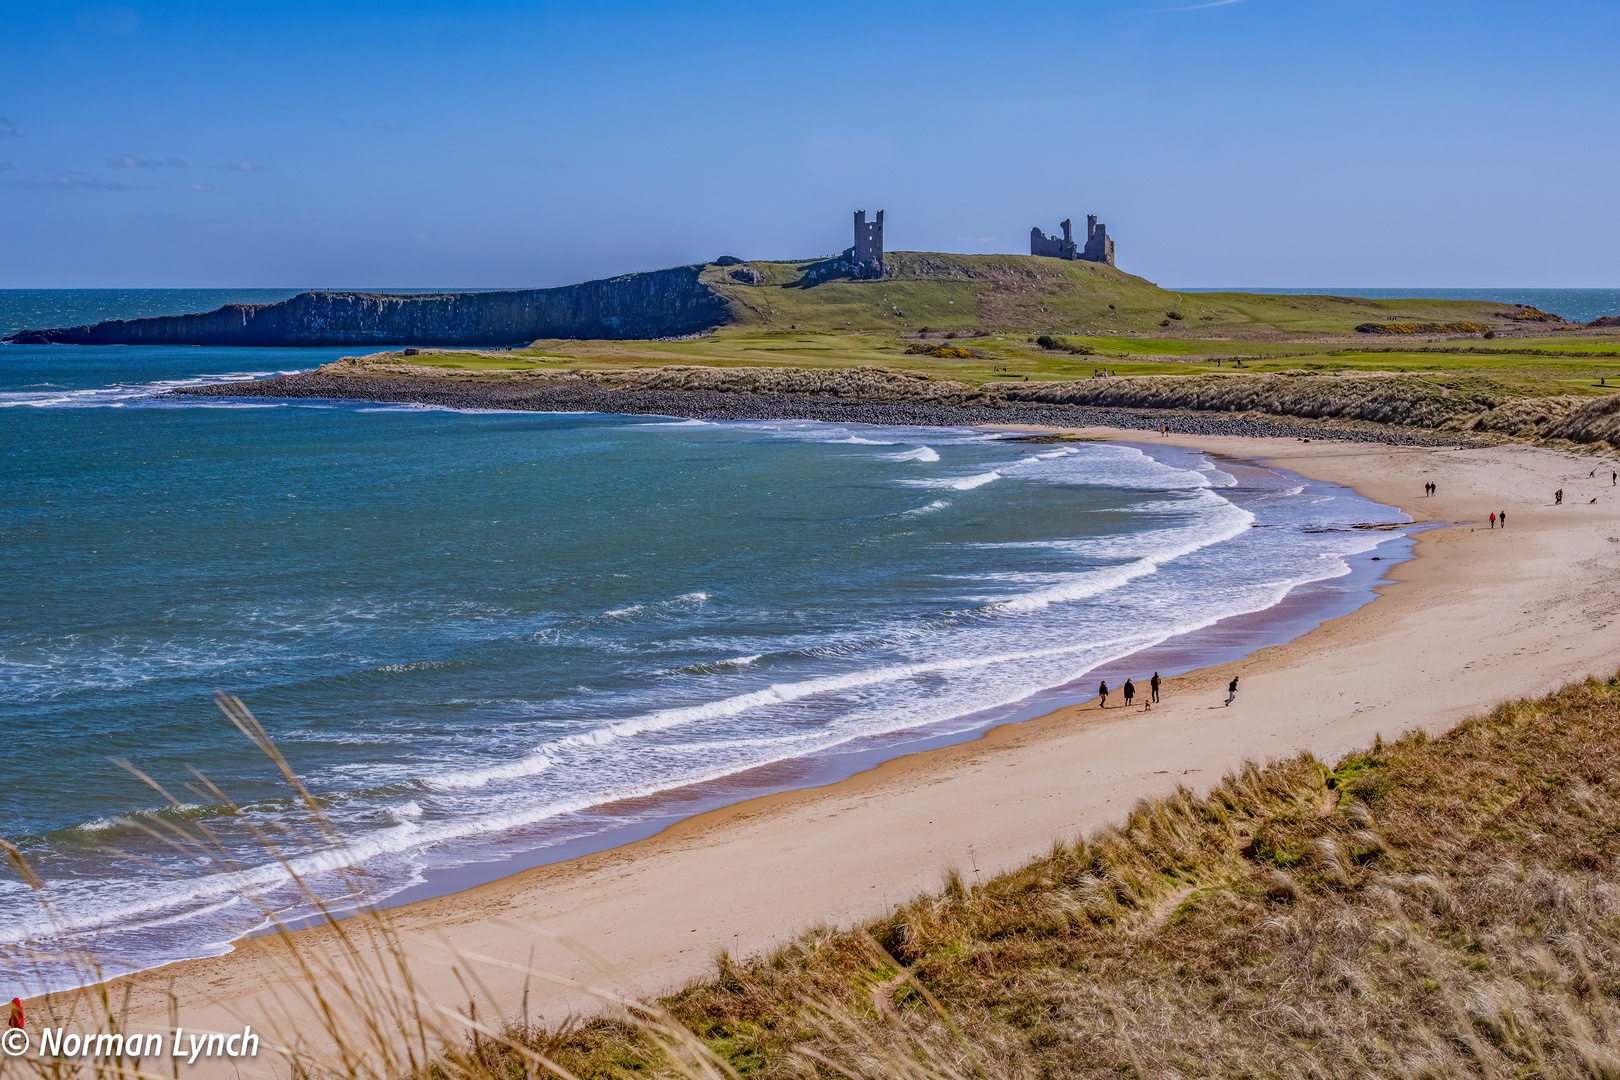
(1174, 287), (1620, 324)
(11, 286), (1591, 993)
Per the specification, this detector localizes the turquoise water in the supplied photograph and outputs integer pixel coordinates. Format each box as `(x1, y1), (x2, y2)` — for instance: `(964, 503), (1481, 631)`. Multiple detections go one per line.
(1, 292), (1414, 990)
(1175, 287), (1620, 324)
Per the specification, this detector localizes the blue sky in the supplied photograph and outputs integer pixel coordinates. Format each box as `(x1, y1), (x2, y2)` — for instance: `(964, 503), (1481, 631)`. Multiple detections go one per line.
(2, 0), (1616, 288)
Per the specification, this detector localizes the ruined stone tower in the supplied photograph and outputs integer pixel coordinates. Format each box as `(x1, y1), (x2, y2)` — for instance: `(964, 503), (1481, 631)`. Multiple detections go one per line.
(1030, 214), (1115, 267)
(851, 209), (885, 279)
(1082, 214), (1115, 266)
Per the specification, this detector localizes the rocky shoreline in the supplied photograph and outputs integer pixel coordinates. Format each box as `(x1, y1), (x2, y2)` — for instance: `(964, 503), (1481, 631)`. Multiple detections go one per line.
(169, 372), (1470, 446)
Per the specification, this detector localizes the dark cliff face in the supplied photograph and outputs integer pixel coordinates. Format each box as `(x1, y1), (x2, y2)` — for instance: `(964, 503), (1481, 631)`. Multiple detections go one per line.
(4, 266), (732, 346)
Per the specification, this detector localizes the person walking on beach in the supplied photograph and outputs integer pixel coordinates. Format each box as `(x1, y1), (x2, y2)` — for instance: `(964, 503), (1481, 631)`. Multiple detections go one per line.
(1556, 488), (1564, 504)
(1123, 678), (1136, 706)
(1612, 471), (1616, 486)
(1098, 680), (1109, 708)
(1499, 510), (1506, 528)
(1225, 676), (1239, 706)
(8, 997), (21, 1029)
(1489, 512), (1496, 529)
(1150, 671), (1161, 703)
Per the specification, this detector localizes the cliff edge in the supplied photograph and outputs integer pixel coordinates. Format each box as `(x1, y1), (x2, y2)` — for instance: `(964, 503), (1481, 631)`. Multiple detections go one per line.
(3, 266), (730, 347)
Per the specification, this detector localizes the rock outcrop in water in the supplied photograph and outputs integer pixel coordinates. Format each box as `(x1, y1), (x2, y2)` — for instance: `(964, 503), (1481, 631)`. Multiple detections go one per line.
(3, 266), (730, 347)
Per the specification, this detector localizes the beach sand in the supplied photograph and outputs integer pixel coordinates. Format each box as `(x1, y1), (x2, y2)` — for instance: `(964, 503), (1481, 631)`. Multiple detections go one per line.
(50, 432), (1620, 1074)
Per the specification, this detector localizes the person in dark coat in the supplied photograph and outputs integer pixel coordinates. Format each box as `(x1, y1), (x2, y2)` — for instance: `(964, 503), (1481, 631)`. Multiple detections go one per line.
(1150, 672), (1161, 703)
(1123, 679), (1136, 706)
(1097, 680), (1109, 708)
(1225, 676), (1239, 706)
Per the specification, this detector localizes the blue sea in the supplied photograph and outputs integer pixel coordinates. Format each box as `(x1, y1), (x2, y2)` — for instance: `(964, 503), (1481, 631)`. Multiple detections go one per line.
(0, 289), (1437, 991)
(1175, 287), (1620, 324)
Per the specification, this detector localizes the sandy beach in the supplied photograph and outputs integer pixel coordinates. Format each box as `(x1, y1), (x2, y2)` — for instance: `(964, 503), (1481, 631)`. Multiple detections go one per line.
(46, 430), (1620, 1074)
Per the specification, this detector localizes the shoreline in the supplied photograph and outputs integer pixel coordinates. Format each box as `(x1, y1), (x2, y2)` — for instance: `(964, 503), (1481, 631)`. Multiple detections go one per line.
(293, 453), (1416, 926)
(15, 438), (1411, 985)
(56, 424), (1620, 1076)
(167, 371), (1471, 446)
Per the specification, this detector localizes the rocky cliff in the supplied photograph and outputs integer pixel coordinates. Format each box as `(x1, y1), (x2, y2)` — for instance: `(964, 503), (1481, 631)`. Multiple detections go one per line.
(3, 266), (731, 346)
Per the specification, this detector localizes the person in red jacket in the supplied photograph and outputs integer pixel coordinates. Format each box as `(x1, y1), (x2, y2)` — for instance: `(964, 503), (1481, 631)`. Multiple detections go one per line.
(8, 998), (22, 1029)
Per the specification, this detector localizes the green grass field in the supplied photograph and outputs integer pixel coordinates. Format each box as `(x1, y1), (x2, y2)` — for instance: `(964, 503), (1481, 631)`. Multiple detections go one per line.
(695, 252), (1551, 339)
(368, 252), (1620, 411)
(402, 332), (1620, 399)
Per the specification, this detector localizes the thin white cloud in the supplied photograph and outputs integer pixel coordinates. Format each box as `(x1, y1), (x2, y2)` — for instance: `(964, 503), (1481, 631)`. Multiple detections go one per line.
(225, 160), (265, 172)
(107, 154), (189, 168)
(13, 172), (132, 190)
(191, 182), (215, 193)
(1161, 0), (1246, 10)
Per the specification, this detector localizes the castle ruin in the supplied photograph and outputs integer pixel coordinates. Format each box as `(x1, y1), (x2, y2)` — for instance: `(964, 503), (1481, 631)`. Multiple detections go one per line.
(849, 209), (885, 279)
(1030, 215), (1115, 267)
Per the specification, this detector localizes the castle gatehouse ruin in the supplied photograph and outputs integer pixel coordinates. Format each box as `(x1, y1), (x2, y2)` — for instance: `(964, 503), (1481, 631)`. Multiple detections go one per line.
(848, 210), (886, 279)
(1030, 215), (1115, 267)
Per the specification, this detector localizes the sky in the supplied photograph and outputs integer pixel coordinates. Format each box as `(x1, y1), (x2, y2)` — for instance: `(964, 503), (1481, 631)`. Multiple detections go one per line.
(1, 0), (1617, 289)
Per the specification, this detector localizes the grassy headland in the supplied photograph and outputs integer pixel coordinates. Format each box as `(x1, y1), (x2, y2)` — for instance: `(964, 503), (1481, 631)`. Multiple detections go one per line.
(175, 252), (1620, 446)
(454, 672), (1620, 1079)
(384, 253), (1620, 423)
(696, 252), (1541, 339)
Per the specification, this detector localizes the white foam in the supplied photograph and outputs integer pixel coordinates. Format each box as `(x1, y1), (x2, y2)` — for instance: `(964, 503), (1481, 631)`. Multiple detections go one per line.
(902, 500), (950, 515)
(886, 446), (940, 462)
(601, 591), (709, 619)
(900, 471), (1000, 491)
(987, 494), (1255, 612)
(0, 370), (301, 410)
(355, 404), (517, 415)
(519, 635), (1149, 763)
(426, 750), (557, 791)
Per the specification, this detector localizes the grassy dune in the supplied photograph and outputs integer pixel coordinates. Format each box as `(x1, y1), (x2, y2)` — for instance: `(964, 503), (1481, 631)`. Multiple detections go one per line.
(453, 673), (1620, 1080)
